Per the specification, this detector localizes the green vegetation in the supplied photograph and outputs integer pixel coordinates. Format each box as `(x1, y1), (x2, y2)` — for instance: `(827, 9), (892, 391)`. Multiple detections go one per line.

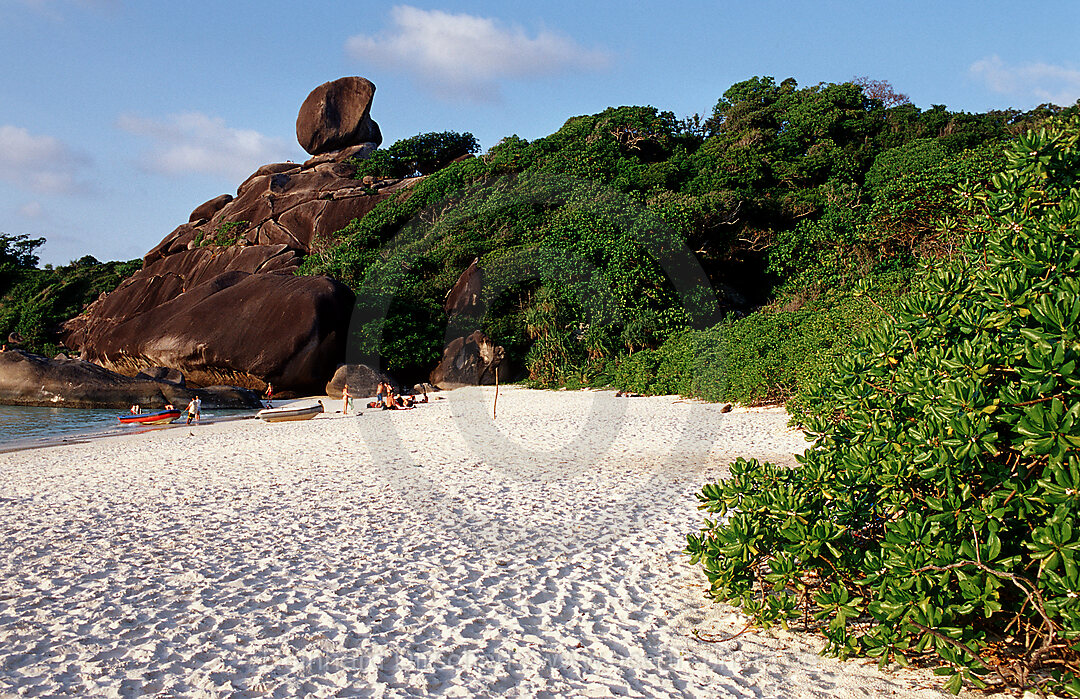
(192, 220), (249, 248)
(0, 233), (45, 272)
(0, 235), (140, 356)
(686, 116), (1080, 695)
(610, 276), (906, 405)
(304, 76), (1071, 390)
(353, 131), (481, 179)
(5, 77), (1076, 402)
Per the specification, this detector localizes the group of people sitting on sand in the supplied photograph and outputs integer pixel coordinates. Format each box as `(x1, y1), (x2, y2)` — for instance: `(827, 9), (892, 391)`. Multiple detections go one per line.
(258, 380), (429, 416)
(341, 381), (428, 412)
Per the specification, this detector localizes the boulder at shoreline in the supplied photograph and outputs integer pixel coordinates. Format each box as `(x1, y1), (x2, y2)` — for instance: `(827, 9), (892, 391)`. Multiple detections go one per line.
(430, 330), (504, 389)
(324, 363), (394, 398)
(0, 349), (261, 409)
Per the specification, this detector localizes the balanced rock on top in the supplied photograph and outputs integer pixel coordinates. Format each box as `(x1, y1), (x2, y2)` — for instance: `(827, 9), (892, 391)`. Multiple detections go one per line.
(296, 76), (383, 155)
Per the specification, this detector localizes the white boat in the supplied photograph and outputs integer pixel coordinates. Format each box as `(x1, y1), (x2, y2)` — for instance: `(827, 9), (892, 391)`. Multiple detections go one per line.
(256, 401), (324, 423)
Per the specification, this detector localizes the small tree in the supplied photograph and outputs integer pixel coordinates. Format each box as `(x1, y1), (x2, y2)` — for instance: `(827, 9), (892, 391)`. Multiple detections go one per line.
(0, 233), (44, 271)
(854, 76), (912, 108)
(355, 131), (480, 179)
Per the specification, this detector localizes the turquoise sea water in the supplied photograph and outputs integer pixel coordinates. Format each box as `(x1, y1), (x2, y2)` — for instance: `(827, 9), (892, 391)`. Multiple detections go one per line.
(0, 405), (257, 451)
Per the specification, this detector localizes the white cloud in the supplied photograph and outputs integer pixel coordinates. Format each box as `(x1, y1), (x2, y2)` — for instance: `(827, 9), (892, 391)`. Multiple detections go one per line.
(971, 55), (1080, 106)
(117, 112), (295, 180)
(0, 124), (91, 194)
(345, 5), (610, 100)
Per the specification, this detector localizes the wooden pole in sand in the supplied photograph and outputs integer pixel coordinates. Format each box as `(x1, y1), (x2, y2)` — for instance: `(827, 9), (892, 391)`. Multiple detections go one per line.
(493, 366), (499, 420)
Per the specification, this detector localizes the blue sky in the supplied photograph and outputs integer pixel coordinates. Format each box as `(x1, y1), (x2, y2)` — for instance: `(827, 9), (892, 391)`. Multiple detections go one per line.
(2, 0), (1079, 266)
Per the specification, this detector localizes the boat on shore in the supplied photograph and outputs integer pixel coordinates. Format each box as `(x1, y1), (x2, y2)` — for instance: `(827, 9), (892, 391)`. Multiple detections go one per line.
(256, 402), (323, 423)
(118, 408), (181, 425)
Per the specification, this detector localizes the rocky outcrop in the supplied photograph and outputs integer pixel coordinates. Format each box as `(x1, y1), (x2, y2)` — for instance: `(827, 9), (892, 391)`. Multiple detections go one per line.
(134, 366), (185, 386)
(444, 258), (483, 317)
(430, 261), (506, 389)
(0, 349), (261, 409)
(429, 330), (504, 389)
(141, 160), (414, 266)
(324, 363), (394, 398)
(189, 194), (233, 223)
(296, 77), (382, 155)
(63, 272), (354, 395)
(59, 76), (413, 396)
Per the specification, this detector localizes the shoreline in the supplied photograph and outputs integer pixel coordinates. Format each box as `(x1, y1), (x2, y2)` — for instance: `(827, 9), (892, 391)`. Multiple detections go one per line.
(0, 408), (264, 455)
(0, 386), (950, 697)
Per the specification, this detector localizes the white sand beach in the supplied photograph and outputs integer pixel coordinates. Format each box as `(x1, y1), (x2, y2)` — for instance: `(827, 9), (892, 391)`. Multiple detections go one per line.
(0, 386), (951, 698)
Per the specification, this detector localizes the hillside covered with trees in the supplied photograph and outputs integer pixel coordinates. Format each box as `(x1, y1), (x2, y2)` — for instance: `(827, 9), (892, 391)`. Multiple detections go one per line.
(0, 234), (139, 357)
(299, 76), (1074, 401)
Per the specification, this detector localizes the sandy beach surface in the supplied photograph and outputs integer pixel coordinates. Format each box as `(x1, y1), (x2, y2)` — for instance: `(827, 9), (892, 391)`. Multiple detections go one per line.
(0, 386), (952, 698)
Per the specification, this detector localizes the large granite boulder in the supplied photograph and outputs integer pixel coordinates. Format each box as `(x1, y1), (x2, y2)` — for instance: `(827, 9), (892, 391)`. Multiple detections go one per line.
(430, 330), (504, 389)
(134, 366), (185, 386)
(430, 261), (507, 389)
(0, 349), (261, 409)
(63, 272), (353, 395)
(296, 77), (382, 155)
(324, 363), (394, 398)
(189, 194), (233, 223)
(444, 257), (483, 317)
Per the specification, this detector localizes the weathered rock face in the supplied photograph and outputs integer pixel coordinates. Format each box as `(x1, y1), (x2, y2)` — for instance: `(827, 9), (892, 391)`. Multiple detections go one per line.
(142, 157), (412, 266)
(324, 363), (394, 398)
(429, 330), (504, 389)
(296, 77), (382, 155)
(134, 366), (185, 386)
(430, 262), (506, 389)
(444, 258), (483, 317)
(59, 76), (416, 396)
(0, 350), (261, 409)
(63, 272), (354, 394)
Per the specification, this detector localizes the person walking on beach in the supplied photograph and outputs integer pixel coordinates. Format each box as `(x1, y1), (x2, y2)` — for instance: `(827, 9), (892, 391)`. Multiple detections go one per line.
(264, 382), (274, 408)
(186, 398), (198, 425)
(342, 383), (352, 415)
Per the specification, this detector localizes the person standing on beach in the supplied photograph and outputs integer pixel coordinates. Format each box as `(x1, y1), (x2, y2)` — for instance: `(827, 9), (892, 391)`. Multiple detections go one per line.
(186, 398), (198, 425)
(193, 395), (202, 422)
(342, 383), (352, 415)
(264, 382), (274, 408)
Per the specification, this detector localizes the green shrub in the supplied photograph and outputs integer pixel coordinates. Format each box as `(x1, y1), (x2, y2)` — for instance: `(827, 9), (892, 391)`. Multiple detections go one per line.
(686, 116), (1080, 694)
(354, 131), (480, 179)
(211, 220), (247, 247)
(606, 283), (895, 405)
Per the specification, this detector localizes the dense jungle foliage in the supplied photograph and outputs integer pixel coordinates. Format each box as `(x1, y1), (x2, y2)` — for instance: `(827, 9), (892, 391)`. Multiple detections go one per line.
(301, 76), (1074, 395)
(688, 116), (1080, 694)
(0, 234), (140, 357)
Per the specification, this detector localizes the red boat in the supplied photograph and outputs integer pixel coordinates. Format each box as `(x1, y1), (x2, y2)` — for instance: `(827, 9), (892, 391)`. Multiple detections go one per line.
(118, 409), (181, 425)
